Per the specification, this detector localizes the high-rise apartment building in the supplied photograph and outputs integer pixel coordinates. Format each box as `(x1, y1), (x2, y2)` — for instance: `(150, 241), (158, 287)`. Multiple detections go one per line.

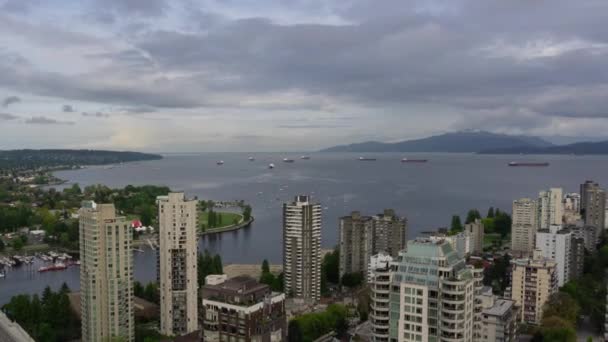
(79, 201), (134, 342)
(283, 195), (321, 302)
(510, 251), (557, 324)
(580, 181), (606, 238)
(339, 210), (407, 279)
(538, 188), (563, 229)
(465, 218), (484, 254)
(157, 192), (199, 336)
(339, 211), (373, 279)
(511, 198), (539, 257)
(564, 193), (581, 212)
(372, 209), (407, 258)
(368, 253), (393, 342)
(389, 238), (476, 342)
(535, 225), (572, 287)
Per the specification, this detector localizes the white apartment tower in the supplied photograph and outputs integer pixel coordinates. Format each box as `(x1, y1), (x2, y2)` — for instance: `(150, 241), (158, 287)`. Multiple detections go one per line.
(535, 225), (572, 287)
(511, 198), (539, 257)
(79, 201), (134, 342)
(283, 195), (321, 302)
(538, 188), (563, 229)
(389, 238), (476, 342)
(464, 218), (484, 254)
(368, 253), (393, 342)
(157, 192), (199, 336)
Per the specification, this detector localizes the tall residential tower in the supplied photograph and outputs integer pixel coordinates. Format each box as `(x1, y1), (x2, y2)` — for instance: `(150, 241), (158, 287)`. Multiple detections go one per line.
(511, 198), (539, 257)
(283, 195), (321, 302)
(79, 202), (134, 342)
(157, 192), (199, 336)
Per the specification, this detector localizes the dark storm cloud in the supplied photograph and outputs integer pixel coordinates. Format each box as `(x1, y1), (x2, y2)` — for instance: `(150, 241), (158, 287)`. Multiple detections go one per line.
(0, 113), (18, 120)
(2, 96), (20, 107)
(3, 0), (608, 132)
(277, 124), (348, 129)
(25, 116), (75, 125)
(62, 104), (74, 112)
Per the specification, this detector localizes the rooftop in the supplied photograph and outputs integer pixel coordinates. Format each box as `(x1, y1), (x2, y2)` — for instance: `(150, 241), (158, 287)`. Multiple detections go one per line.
(483, 298), (515, 317)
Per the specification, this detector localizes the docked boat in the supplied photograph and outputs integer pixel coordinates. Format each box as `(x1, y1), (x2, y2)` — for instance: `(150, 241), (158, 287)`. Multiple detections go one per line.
(268, 163), (275, 169)
(358, 157), (377, 161)
(508, 162), (549, 167)
(216, 160), (224, 165)
(401, 158), (428, 163)
(283, 158), (295, 163)
(38, 262), (68, 272)
(300, 156), (311, 160)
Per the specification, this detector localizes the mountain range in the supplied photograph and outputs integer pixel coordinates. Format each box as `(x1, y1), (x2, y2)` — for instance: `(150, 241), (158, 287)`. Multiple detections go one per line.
(320, 131), (608, 154)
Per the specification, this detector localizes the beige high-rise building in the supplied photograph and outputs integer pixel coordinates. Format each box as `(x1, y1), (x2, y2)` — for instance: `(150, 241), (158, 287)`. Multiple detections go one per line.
(510, 251), (557, 324)
(79, 201), (134, 342)
(580, 181), (606, 238)
(465, 218), (484, 254)
(339, 210), (407, 279)
(283, 195), (321, 302)
(538, 188), (563, 229)
(511, 198), (539, 256)
(157, 192), (199, 336)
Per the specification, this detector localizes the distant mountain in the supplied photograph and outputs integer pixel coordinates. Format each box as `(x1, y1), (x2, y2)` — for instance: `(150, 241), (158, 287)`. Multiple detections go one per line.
(0, 149), (162, 170)
(320, 131), (553, 153)
(480, 140), (608, 155)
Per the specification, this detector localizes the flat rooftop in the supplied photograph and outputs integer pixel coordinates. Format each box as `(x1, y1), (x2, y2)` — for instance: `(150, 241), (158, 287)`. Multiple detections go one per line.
(483, 299), (514, 317)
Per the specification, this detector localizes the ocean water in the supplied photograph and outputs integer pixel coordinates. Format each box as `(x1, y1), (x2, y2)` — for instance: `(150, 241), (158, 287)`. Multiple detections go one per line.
(1, 152), (607, 304)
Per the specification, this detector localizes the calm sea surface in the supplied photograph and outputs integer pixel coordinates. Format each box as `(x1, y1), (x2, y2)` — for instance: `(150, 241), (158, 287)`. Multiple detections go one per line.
(1, 152), (607, 304)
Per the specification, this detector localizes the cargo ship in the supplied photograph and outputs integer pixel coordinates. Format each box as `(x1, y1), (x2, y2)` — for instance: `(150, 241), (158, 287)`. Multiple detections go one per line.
(38, 263), (68, 272)
(216, 160), (224, 165)
(248, 156), (255, 161)
(508, 161), (550, 167)
(401, 158), (428, 163)
(358, 157), (377, 161)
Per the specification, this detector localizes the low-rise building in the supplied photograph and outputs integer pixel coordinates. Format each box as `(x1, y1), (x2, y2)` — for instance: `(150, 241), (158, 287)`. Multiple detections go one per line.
(201, 275), (287, 342)
(480, 297), (519, 342)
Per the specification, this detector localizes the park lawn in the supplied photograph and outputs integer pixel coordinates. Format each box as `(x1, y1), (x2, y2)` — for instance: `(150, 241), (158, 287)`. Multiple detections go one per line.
(199, 211), (243, 230)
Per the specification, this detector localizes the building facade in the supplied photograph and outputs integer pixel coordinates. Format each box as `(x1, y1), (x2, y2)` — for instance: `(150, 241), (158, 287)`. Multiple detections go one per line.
(580, 181), (606, 238)
(568, 224), (598, 251)
(464, 218), (484, 254)
(534, 225), (572, 287)
(0, 311), (35, 342)
(511, 198), (539, 257)
(79, 201), (134, 342)
(283, 195), (321, 302)
(372, 209), (407, 258)
(389, 238), (476, 342)
(201, 275), (286, 342)
(479, 298), (519, 342)
(339, 211), (373, 279)
(339, 210), (407, 280)
(510, 251), (557, 325)
(538, 188), (563, 229)
(157, 192), (199, 336)
(368, 253), (393, 342)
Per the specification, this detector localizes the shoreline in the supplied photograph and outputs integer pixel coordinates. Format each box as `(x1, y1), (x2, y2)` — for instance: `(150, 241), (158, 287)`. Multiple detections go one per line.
(199, 216), (254, 236)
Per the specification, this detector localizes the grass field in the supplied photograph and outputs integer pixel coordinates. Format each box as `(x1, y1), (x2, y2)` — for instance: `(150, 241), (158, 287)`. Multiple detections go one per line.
(198, 211), (243, 231)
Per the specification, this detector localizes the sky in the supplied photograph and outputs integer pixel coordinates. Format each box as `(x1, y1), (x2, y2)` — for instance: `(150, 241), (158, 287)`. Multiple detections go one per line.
(1, 0), (608, 152)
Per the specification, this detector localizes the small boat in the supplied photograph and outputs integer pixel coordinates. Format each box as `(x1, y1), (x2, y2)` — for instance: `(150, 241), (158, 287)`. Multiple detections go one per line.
(508, 161), (549, 167)
(401, 158), (428, 163)
(38, 262), (68, 272)
(268, 163), (275, 169)
(248, 157), (255, 161)
(300, 156), (311, 160)
(358, 157), (377, 161)
(283, 158), (295, 163)
(216, 160), (224, 165)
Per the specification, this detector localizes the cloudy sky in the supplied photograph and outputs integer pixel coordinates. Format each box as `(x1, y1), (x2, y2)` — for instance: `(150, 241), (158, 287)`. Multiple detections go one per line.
(1, 0), (608, 151)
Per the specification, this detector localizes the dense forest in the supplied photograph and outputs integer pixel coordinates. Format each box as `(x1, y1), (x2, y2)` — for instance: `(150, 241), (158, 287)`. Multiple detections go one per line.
(0, 149), (162, 170)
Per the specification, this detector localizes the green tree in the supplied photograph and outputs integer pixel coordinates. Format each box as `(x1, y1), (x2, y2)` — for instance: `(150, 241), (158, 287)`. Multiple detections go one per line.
(0, 238), (4, 252)
(322, 248), (340, 284)
(465, 209), (481, 224)
(450, 215), (463, 233)
(341, 272), (364, 288)
(262, 259), (270, 274)
(243, 205), (252, 221)
(11, 238), (24, 251)
(288, 320), (303, 342)
(487, 207), (495, 218)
